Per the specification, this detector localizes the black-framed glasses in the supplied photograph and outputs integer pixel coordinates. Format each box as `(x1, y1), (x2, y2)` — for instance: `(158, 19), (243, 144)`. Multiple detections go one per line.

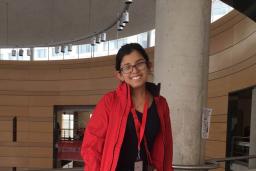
(120, 60), (147, 74)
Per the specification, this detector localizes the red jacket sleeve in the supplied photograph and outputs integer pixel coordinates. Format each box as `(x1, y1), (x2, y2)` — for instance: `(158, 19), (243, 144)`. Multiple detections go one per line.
(163, 97), (174, 171)
(81, 94), (112, 171)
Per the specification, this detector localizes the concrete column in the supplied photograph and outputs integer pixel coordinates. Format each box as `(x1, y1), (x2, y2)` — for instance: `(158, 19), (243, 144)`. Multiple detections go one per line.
(249, 87), (256, 168)
(154, 0), (211, 166)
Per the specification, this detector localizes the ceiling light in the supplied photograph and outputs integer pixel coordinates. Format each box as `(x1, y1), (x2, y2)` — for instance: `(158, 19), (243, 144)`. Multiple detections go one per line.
(96, 35), (101, 44)
(101, 32), (107, 42)
(122, 11), (129, 23)
(27, 49), (31, 56)
(68, 44), (72, 52)
(61, 45), (65, 53)
(19, 49), (24, 56)
(117, 21), (124, 31)
(91, 37), (96, 46)
(55, 46), (60, 54)
(125, 0), (133, 4)
(120, 22), (126, 27)
(11, 49), (16, 56)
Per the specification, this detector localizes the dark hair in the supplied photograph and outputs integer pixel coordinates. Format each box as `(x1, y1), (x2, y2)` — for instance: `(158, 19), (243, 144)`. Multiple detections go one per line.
(115, 43), (149, 71)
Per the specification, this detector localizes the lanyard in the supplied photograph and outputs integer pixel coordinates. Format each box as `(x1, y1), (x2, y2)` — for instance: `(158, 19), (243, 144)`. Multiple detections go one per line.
(131, 95), (149, 158)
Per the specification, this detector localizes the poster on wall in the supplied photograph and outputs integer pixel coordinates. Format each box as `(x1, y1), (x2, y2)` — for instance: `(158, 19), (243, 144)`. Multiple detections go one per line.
(201, 107), (213, 139)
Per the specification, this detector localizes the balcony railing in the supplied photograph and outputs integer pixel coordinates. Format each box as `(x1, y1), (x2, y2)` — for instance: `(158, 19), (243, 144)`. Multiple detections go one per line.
(29, 155), (256, 171)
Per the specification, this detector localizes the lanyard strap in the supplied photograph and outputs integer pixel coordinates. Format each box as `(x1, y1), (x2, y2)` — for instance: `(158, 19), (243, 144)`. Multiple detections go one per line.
(131, 95), (149, 150)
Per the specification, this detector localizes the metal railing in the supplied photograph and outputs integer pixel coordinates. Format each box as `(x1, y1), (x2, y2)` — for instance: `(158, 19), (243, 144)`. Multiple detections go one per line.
(30, 155), (256, 171)
(173, 161), (219, 170)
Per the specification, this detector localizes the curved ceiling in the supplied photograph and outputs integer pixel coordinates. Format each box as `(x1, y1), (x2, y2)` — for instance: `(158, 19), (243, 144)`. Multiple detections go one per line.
(0, 0), (155, 48)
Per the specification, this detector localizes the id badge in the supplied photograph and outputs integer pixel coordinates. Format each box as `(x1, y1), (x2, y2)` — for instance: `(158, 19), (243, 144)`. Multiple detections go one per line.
(134, 160), (143, 171)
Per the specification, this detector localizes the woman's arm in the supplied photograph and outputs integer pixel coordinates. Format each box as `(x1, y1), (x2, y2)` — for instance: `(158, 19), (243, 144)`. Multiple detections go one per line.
(81, 94), (112, 171)
(163, 98), (174, 171)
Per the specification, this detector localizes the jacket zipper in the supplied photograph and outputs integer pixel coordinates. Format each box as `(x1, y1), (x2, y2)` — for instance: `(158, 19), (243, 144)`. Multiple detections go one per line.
(109, 101), (127, 171)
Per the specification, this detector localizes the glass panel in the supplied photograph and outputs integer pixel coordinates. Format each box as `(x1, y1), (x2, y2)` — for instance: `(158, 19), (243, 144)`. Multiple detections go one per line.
(34, 47), (49, 61)
(79, 44), (91, 58)
(211, 0), (233, 22)
(149, 29), (155, 47)
(17, 48), (30, 61)
(64, 45), (78, 60)
(49, 47), (63, 60)
(0, 48), (18, 60)
(94, 42), (108, 57)
(126, 35), (138, 44)
(138, 32), (148, 48)
(117, 38), (127, 49)
(0, 30), (157, 60)
(61, 113), (74, 139)
(108, 40), (118, 55)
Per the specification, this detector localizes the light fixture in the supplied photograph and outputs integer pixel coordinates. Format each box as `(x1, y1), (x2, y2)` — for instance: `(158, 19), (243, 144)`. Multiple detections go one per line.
(122, 11), (129, 23)
(117, 21), (124, 31)
(120, 22), (126, 27)
(91, 37), (96, 46)
(68, 44), (72, 52)
(18, 49), (24, 56)
(27, 49), (31, 56)
(55, 46), (60, 54)
(125, 0), (133, 4)
(101, 32), (107, 42)
(119, 17), (126, 27)
(61, 45), (66, 53)
(11, 49), (16, 56)
(96, 34), (101, 44)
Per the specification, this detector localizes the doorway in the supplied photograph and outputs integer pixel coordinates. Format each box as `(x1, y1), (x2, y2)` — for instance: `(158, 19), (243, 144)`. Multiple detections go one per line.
(226, 87), (254, 170)
(53, 105), (95, 168)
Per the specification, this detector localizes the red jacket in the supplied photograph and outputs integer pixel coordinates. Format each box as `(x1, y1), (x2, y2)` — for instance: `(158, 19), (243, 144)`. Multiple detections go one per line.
(81, 82), (173, 171)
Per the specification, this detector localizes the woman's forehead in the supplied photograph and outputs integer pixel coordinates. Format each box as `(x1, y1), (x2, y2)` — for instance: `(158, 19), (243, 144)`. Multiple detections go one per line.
(121, 51), (144, 65)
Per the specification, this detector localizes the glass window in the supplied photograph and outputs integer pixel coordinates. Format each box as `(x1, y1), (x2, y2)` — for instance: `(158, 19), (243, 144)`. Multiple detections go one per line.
(108, 40), (118, 55)
(0, 29), (157, 60)
(94, 42), (108, 57)
(149, 29), (155, 47)
(78, 44), (91, 59)
(117, 38), (127, 49)
(50, 47), (63, 60)
(138, 32), (148, 48)
(34, 47), (49, 60)
(211, 0), (233, 22)
(126, 35), (138, 44)
(64, 45), (78, 60)
(0, 49), (17, 60)
(61, 113), (74, 140)
(18, 48), (30, 61)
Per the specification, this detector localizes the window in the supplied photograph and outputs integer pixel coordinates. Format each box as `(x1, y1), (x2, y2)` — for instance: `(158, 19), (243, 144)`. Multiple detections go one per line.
(34, 48), (48, 60)
(79, 44), (91, 54)
(61, 113), (74, 140)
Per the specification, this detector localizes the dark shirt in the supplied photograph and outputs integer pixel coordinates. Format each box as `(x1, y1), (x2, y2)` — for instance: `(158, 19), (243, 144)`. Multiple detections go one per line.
(116, 100), (160, 171)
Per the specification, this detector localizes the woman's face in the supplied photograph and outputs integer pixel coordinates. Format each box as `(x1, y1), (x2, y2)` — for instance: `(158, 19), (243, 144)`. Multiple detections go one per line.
(118, 50), (150, 89)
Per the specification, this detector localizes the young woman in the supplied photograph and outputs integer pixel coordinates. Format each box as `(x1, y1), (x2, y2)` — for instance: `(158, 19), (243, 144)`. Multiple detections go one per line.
(81, 43), (173, 171)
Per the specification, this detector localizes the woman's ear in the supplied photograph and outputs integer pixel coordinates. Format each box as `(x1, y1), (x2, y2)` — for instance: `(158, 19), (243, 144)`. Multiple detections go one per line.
(114, 71), (124, 82)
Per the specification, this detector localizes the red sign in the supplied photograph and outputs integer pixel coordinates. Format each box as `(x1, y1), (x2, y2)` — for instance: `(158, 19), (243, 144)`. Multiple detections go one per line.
(57, 140), (82, 161)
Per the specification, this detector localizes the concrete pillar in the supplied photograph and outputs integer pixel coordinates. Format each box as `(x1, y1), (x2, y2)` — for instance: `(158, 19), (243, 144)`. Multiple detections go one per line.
(154, 0), (211, 166)
(249, 87), (256, 168)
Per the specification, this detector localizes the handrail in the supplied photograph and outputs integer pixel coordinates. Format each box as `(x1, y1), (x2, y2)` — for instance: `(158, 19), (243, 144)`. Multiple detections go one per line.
(206, 154), (256, 162)
(173, 161), (219, 170)
(30, 155), (256, 171)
